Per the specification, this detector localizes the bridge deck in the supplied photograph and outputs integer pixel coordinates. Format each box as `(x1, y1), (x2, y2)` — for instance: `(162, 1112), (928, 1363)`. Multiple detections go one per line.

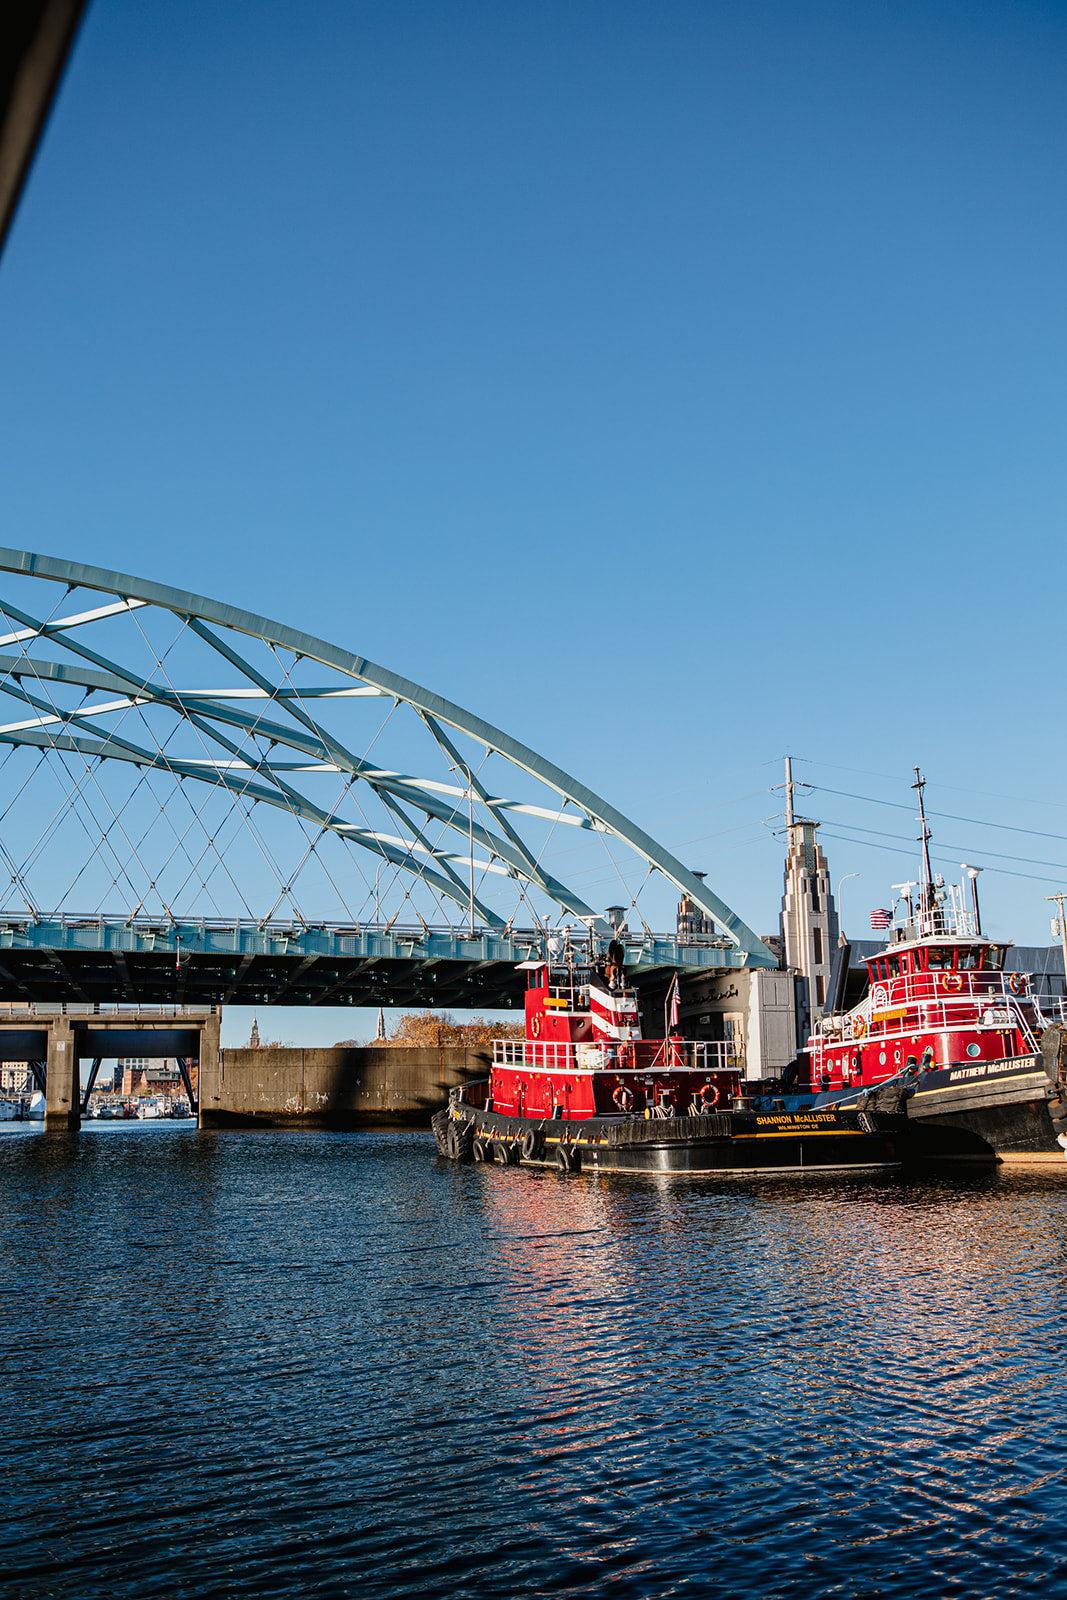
(0, 918), (753, 1009)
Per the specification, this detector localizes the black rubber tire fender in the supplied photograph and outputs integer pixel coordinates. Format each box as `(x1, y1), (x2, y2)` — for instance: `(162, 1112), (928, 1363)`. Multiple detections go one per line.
(472, 1136), (491, 1163)
(493, 1140), (515, 1166)
(431, 1108), (451, 1156)
(555, 1142), (580, 1174)
(447, 1123), (474, 1162)
(521, 1129), (543, 1162)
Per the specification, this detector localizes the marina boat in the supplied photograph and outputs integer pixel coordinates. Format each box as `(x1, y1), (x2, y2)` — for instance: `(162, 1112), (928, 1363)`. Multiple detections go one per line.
(799, 773), (1067, 1164)
(434, 943), (908, 1176)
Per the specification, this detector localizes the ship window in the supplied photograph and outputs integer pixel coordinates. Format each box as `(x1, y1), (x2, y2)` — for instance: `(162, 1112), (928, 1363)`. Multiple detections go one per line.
(927, 947), (954, 970)
(886, 955), (900, 978)
(899, 953), (910, 973)
(984, 947), (1006, 971)
(913, 949), (927, 971)
(958, 949), (980, 971)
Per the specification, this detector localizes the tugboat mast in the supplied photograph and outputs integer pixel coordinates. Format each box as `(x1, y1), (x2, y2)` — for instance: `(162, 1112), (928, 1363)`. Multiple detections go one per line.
(913, 766), (937, 926)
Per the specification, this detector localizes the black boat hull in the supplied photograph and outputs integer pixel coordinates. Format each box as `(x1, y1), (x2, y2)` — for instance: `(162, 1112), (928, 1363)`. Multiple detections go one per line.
(906, 1052), (1066, 1163)
(434, 1102), (904, 1176)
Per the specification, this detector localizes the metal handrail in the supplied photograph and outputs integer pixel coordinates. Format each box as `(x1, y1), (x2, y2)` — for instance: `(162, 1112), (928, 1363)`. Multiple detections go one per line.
(492, 1039), (734, 1073)
(0, 913), (698, 949)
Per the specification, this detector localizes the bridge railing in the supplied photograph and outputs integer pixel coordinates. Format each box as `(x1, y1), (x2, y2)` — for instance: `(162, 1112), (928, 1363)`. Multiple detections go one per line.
(0, 1002), (219, 1017)
(0, 914), (736, 955)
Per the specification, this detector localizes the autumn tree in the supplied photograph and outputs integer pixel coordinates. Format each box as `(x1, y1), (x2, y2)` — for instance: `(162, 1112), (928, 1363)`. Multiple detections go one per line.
(381, 1011), (524, 1048)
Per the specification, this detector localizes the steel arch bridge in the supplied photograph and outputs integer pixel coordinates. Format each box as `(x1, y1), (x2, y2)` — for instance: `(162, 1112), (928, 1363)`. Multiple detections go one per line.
(0, 551), (774, 1008)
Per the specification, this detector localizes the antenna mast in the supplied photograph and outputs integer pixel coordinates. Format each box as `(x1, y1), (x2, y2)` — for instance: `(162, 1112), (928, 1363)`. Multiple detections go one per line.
(912, 766), (941, 928)
(913, 767), (934, 889)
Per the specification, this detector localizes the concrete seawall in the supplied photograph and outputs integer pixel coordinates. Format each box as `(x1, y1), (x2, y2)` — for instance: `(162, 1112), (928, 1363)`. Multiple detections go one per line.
(200, 1045), (490, 1129)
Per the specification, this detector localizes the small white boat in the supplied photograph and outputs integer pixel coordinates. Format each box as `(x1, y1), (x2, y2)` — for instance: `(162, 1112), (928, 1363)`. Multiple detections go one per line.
(24, 1091), (45, 1121)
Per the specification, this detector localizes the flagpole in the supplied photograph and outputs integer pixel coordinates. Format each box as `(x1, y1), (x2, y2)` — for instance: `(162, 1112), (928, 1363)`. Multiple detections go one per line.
(663, 982), (668, 1071)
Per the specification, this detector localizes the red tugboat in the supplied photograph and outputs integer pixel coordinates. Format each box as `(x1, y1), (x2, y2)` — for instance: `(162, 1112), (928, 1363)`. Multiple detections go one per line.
(433, 935), (908, 1176)
(801, 772), (1067, 1163)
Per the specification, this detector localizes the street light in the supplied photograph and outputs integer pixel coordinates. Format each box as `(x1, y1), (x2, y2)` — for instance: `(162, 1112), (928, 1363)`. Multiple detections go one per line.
(836, 873), (858, 942)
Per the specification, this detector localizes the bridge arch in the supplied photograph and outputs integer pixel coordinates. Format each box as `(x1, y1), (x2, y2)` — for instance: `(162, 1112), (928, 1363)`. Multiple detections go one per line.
(0, 550), (774, 966)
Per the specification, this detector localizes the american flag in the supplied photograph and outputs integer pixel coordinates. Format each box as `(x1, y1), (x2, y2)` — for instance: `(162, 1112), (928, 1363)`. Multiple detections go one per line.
(669, 976), (680, 1029)
(870, 908), (893, 930)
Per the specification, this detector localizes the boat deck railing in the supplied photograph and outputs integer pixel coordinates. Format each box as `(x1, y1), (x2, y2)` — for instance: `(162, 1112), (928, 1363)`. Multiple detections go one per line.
(817, 990), (1043, 1053)
(493, 1039), (736, 1073)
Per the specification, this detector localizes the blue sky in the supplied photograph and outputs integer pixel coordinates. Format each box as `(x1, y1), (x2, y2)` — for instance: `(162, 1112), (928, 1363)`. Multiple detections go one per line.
(1, 0), (1065, 1044)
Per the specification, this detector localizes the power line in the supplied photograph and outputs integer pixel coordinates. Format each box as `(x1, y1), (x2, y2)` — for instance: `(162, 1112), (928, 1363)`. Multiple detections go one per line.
(817, 815), (1067, 874)
(811, 784), (1067, 845)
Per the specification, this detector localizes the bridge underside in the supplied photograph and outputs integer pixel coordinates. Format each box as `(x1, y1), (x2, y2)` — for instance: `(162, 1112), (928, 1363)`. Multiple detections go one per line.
(0, 920), (747, 1010)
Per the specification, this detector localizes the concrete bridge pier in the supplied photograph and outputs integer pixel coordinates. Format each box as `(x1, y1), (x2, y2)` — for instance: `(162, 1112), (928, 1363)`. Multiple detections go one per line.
(0, 1006), (221, 1131)
(44, 1017), (78, 1132)
(195, 1011), (221, 1130)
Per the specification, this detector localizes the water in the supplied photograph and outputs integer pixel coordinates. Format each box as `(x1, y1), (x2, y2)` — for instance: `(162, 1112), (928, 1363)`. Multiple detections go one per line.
(2, 1124), (1067, 1599)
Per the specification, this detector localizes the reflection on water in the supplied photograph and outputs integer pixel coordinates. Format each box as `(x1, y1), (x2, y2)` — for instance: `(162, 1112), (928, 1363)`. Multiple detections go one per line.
(1, 1124), (1066, 1597)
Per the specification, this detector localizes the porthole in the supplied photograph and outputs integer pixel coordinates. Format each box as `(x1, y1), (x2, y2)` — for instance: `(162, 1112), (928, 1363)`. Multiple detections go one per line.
(879, 1051), (886, 1065)
(967, 1043), (981, 1058)
(894, 1050), (901, 1063)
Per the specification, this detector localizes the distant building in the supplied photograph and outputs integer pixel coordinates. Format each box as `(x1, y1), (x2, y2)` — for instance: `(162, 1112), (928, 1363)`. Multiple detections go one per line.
(677, 871), (718, 943)
(777, 759), (839, 1050)
(120, 1058), (182, 1095)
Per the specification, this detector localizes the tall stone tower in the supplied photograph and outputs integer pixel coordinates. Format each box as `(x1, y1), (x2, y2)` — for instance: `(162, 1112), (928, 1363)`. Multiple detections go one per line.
(779, 759), (839, 1031)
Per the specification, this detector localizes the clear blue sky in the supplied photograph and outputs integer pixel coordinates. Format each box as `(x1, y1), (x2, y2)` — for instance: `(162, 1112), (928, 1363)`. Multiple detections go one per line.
(1, 0), (1065, 1044)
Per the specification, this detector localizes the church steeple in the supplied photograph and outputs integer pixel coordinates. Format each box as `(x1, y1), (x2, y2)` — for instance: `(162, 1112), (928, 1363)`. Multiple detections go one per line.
(249, 1015), (261, 1048)
(374, 1007), (387, 1043)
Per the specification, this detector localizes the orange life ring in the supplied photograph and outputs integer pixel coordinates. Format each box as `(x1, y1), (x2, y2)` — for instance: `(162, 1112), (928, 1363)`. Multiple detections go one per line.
(531, 1013), (542, 1038)
(700, 1083), (719, 1108)
(613, 1084), (633, 1111)
(943, 972), (962, 992)
(853, 1017), (866, 1039)
(1009, 973), (1026, 996)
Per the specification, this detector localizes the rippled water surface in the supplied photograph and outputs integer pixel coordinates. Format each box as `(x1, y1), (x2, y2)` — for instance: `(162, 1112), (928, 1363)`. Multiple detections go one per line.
(3, 1124), (1067, 1598)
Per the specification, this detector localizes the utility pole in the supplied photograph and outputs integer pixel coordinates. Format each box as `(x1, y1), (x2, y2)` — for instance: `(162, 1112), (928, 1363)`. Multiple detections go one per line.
(1046, 894), (1067, 1000)
(784, 755), (795, 829)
